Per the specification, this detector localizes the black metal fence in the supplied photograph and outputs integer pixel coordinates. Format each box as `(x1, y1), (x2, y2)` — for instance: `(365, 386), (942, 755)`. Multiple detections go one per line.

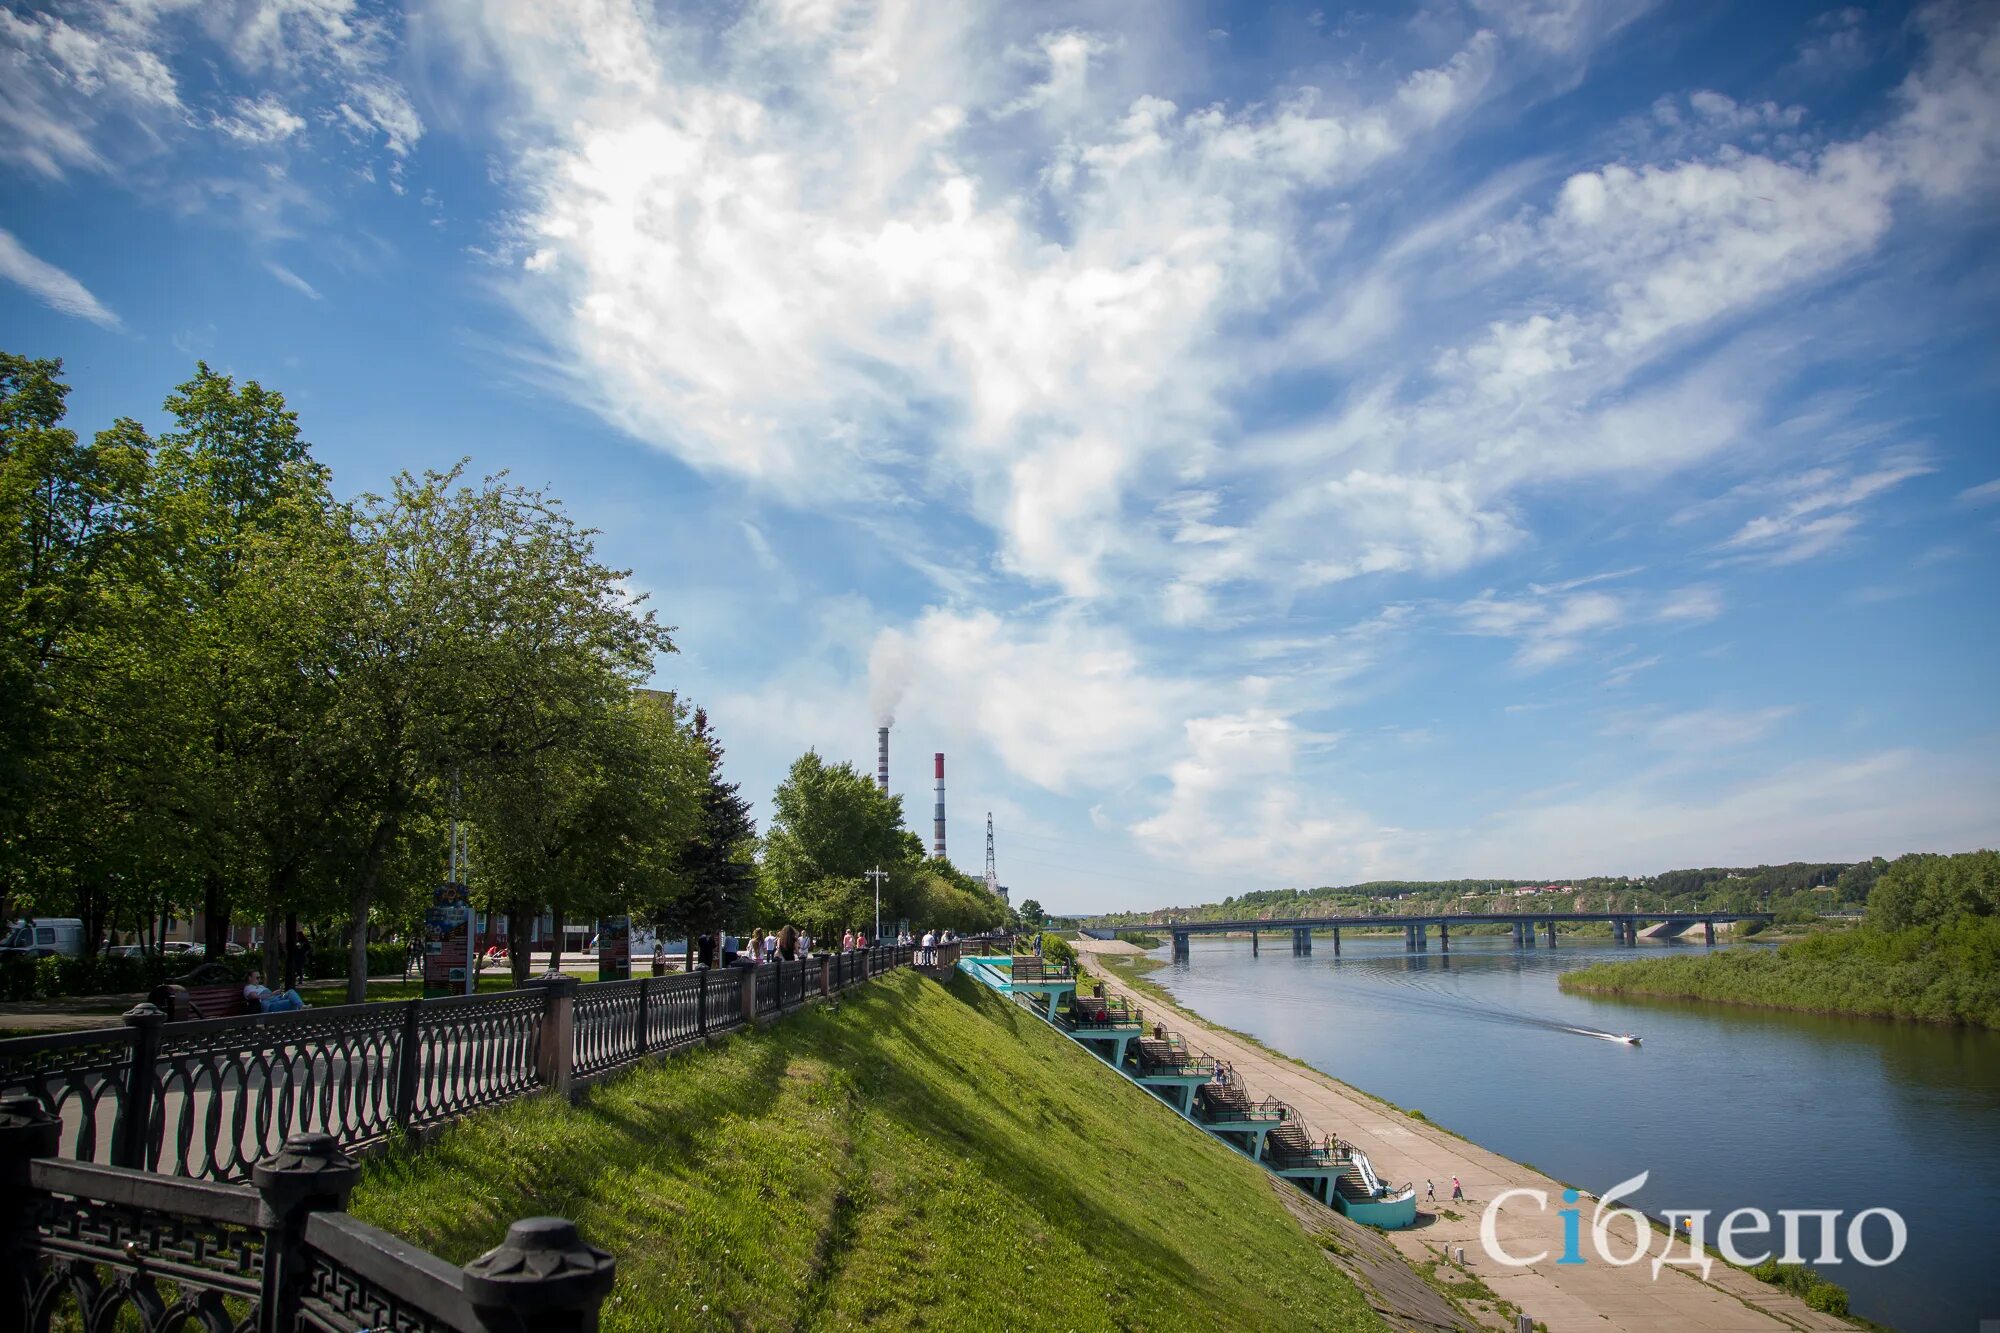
(2, 1098), (615, 1333)
(0, 945), (929, 1185)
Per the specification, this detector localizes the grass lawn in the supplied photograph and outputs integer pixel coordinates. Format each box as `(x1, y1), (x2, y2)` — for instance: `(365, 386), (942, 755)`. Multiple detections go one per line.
(350, 970), (1383, 1332)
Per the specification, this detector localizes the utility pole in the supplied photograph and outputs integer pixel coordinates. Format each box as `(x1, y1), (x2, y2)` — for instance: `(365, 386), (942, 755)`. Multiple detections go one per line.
(865, 867), (888, 942)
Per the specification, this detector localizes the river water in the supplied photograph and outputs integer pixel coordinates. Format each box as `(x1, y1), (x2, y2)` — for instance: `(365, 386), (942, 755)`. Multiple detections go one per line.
(1147, 933), (1999, 1332)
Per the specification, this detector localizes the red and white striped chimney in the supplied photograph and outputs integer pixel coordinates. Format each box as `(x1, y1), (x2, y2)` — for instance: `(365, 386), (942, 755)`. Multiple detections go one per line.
(932, 752), (946, 860)
(877, 726), (890, 792)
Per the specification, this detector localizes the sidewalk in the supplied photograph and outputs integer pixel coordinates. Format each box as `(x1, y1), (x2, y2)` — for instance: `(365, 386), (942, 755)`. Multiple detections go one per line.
(1072, 939), (1849, 1333)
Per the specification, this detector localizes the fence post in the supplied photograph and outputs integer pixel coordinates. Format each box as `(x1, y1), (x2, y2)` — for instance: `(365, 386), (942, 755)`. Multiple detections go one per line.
(394, 998), (422, 1130)
(818, 955), (831, 998)
(635, 977), (652, 1059)
(112, 1002), (164, 1169)
(739, 966), (757, 1026)
(696, 972), (709, 1038)
(531, 974), (579, 1100)
(463, 1217), (616, 1333)
(253, 1132), (361, 1333)
(1, 1095), (61, 1314)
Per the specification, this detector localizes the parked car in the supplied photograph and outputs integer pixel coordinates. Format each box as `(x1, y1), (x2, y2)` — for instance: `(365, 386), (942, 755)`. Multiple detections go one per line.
(0, 918), (87, 959)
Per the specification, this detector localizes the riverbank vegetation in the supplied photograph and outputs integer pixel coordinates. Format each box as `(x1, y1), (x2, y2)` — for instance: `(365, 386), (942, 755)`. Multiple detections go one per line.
(1561, 852), (2000, 1027)
(352, 970), (1382, 1331)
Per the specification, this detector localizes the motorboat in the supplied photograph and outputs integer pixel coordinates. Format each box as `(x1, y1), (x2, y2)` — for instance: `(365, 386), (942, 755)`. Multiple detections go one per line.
(1617, 1033), (1641, 1045)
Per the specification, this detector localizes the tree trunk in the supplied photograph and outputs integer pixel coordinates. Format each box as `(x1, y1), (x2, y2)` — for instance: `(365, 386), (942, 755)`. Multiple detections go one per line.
(263, 906), (283, 990)
(548, 907), (564, 975)
(203, 869), (229, 955)
(508, 906), (531, 987)
(346, 813), (400, 1004)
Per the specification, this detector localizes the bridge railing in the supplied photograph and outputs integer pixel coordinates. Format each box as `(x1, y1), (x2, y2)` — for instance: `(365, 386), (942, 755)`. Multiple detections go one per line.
(0, 1102), (614, 1333)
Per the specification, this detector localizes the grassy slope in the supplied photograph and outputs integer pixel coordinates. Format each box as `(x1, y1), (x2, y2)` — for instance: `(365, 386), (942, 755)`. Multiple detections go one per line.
(350, 970), (1382, 1332)
(1559, 917), (2000, 1028)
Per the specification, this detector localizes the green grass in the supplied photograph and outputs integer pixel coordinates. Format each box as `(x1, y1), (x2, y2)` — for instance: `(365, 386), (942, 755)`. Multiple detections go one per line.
(1560, 916), (2000, 1027)
(350, 970), (1383, 1332)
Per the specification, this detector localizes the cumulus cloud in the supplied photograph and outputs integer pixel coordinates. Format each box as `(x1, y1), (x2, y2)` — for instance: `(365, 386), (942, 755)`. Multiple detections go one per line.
(0, 228), (121, 328)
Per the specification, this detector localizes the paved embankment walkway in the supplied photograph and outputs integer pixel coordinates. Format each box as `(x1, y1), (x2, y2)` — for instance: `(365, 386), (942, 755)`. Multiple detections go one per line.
(1072, 939), (1851, 1333)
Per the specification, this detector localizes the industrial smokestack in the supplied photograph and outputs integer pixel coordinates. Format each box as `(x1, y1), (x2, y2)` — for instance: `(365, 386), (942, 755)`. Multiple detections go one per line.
(933, 752), (946, 860)
(877, 726), (890, 792)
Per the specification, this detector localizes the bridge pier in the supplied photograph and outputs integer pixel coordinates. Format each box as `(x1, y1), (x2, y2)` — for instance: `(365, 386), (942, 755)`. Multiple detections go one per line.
(1416, 923), (1428, 951)
(1251, 929), (1258, 958)
(1438, 920), (1449, 953)
(1704, 920), (1716, 947)
(1331, 927), (1340, 956)
(1545, 920), (1558, 948)
(1172, 930), (1190, 963)
(1293, 927), (1312, 956)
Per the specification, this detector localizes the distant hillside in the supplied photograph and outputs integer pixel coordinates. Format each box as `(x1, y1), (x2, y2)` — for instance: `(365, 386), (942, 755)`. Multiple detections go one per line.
(1093, 861), (1867, 926)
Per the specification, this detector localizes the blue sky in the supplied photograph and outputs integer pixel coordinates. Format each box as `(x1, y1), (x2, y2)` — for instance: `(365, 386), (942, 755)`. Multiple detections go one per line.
(3, 0), (1997, 913)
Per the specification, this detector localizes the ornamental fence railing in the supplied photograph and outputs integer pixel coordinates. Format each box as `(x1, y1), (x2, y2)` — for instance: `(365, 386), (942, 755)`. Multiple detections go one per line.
(1, 1098), (615, 1333)
(0, 941), (945, 1185)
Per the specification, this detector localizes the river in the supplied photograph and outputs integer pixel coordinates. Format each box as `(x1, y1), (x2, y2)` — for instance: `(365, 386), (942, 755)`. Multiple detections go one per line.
(1146, 932), (1999, 1332)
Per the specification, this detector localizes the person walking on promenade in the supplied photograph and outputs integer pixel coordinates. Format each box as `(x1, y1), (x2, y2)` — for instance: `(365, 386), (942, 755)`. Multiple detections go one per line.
(921, 928), (936, 966)
(780, 925), (797, 962)
(842, 928), (855, 952)
(1451, 1177), (1463, 1202)
(1426, 1179), (1435, 1203)
(856, 930), (868, 949)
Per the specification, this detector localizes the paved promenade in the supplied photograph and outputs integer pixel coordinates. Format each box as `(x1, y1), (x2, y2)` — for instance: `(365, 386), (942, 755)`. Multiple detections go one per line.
(1072, 938), (1850, 1333)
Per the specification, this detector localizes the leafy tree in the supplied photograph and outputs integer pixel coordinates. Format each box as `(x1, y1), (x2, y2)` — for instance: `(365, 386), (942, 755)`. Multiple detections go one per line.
(1017, 898), (1045, 927)
(0, 354), (152, 933)
(326, 464), (674, 997)
(762, 752), (909, 938)
(143, 363), (331, 954)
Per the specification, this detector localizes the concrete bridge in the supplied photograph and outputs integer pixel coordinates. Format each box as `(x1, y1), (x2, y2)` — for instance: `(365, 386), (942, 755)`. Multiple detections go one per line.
(1088, 912), (1773, 962)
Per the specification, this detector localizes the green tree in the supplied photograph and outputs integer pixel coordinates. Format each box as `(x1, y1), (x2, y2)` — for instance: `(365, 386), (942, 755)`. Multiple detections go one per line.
(1017, 898), (1045, 927)
(652, 707), (757, 963)
(763, 752), (909, 938)
(0, 354), (153, 935)
(326, 465), (675, 997)
(143, 363), (331, 954)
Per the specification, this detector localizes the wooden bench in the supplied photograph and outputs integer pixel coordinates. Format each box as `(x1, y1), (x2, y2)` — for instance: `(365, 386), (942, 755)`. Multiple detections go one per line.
(1010, 955), (1044, 983)
(150, 961), (255, 1022)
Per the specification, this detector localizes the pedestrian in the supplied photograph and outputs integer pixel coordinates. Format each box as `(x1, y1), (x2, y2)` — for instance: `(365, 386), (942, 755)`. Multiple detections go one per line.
(856, 930), (868, 949)
(842, 928), (855, 952)
(921, 928), (936, 966)
(780, 924), (797, 962)
(652, 941), (667, 977)
(1451, 1177), (1463, 1201)
(242, 970), (305, 1013)
(1426, 1179), (1435, 1203)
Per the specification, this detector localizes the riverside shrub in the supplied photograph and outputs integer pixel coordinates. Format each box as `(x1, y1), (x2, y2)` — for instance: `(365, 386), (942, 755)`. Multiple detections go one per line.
(1561, 914), (2000, 1027)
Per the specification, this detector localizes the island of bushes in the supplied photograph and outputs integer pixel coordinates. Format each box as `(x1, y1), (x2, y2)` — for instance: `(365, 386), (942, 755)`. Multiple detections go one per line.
(1560, 850), (2000, 1028)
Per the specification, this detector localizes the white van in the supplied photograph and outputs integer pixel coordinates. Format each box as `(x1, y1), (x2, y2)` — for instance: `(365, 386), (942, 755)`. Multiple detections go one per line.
(0, 918), (87, 958)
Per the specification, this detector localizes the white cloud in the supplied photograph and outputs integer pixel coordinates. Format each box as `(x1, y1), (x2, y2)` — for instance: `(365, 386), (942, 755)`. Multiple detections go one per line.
(0, 228), (121, 329)
(1603, 705), (1796, 752)
(1715, 458), (1932, 564)
(868, 608), (1193, 791)
(1657, 585), (1723, 623)
(263, 259), (321, 299)
(1955, 478), (2000, 507)
(1129, 710), (1402, 881)
(216, 93), (306, 145)
(0, 0), (419, 180)
(1461, 748), (2000, 877)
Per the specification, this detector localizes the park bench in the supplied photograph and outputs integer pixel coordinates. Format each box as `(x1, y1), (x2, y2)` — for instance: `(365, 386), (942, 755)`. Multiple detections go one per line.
(1010, 955), (1043, 983)
(150, 961), (255, 1022)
